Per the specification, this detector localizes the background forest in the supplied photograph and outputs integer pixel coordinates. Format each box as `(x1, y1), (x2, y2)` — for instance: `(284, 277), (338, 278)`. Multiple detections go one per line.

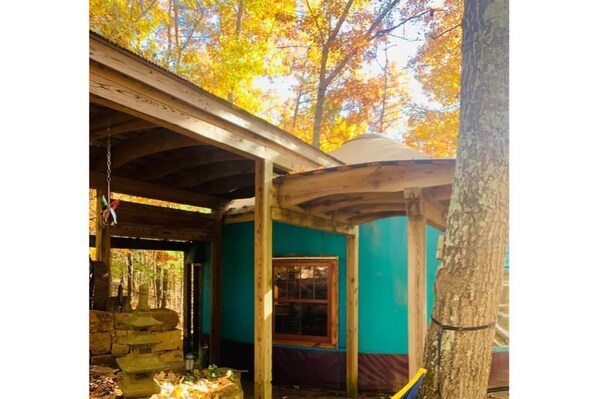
(90, 0), (462, 156)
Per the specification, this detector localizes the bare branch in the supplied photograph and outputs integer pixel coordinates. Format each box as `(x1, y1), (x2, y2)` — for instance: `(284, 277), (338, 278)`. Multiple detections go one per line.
(329, 0), (354, 41)
(428, 23), (461, 40)
(304, 0), (327, 46)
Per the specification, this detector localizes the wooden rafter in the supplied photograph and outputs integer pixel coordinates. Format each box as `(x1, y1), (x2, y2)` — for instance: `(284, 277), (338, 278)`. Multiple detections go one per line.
(277, 161), (455, 209)
(135, 146), (246, 181)
(91, 129), (203, 170)
(191, 173), (255, 194)
(168, 160), (255, 189)
(90, 118), (155, 141)
(89, 171), (227, 209)
(90, 33), (342, 172)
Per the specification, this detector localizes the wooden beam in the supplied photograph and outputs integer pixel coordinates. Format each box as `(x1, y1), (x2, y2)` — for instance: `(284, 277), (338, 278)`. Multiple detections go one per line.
(89, 235), (192, 251)
(90, 171), (226, 210)
(90, 33), (341, 171)
(223, 207), (355, 235)
(302, 192), (406, 215)
(183, 254), (192, 354)
(405, 188), (426, 378)
(346, 228), (359, 398)
(191, 173), (255, 194)
(423, 199), (447, 232)
(95, 188), (111, 271)
(345, 211), (407, 225)
(109, 223), (214, 242)
(278, 162), (455, 208)
(209, 219), (223, 364)
(272, 207), (355, 235)
(90, 118), (154, 141)
(170, 160), (255, 189)
(135, 147), (245, 181)
(422, 184), (453, 201)
(254, 159), (273, 399)
(91, 129), (202, 170)
(90, 64), (333, 172)
(192, 263), (202, 356)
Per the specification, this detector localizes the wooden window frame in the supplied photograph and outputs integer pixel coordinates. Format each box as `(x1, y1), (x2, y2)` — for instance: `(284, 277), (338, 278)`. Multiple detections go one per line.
(272, 257), (338, 348)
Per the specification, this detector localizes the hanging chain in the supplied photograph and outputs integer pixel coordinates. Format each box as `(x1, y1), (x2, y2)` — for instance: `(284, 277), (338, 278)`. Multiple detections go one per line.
(106, 121), (112, 201)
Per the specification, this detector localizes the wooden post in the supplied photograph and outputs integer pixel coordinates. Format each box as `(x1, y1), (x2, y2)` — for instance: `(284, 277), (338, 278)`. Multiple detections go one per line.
(183, 251), (192, 355)
(193, 263), (202, 356)
(346, 228), (359, 398)
(210, 220), (223, 364)
(254, 159), (273, 399)
(406, 188), (426, 378)
(95, 188), (111, 283)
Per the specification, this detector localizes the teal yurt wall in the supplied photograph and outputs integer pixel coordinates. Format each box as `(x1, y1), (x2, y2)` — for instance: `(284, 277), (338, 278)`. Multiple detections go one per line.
(209, 219), (442, 352)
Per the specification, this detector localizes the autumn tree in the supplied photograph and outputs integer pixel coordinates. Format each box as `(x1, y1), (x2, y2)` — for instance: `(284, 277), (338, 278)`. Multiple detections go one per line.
(282, 0), (432, 149)
(405, 0), (463, 158)
(418, 0), (508, 398)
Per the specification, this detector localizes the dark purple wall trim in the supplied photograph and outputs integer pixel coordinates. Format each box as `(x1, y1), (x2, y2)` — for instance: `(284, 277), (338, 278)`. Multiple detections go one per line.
(219, 339), (509, 392)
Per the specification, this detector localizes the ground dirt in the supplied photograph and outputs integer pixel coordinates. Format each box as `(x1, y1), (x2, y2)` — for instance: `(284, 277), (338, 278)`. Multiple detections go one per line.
(89, 365), (508, 399)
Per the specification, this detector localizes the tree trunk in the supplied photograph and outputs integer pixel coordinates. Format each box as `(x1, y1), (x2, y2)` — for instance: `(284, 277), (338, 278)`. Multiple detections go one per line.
(418, 0), (508, 398)
(162, 266), (169, 308)
(312, 44), (330, 148)
(127, 252), (134, 296)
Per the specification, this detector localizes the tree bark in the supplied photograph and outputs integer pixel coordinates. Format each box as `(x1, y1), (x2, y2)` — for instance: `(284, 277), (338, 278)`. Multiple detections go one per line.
(127, 252), (134, 296)
(418, 0), (508, 398)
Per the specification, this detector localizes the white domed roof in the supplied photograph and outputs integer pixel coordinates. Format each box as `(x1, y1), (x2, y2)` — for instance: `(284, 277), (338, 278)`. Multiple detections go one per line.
(329, 133), (431, 164)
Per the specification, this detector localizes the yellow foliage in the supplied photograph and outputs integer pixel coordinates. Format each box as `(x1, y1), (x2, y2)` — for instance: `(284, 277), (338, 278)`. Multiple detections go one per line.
(405, 0), (463, 158)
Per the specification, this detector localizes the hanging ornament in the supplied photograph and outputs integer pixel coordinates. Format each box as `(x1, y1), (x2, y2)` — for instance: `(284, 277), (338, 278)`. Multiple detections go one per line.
(102, 119), (119, 227)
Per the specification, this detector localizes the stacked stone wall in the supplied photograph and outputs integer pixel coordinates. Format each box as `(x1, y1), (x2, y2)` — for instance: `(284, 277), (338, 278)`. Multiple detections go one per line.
(90, 309), (183, 364)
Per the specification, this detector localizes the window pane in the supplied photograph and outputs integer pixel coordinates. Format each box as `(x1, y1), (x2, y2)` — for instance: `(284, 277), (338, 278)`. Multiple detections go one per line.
(274, 267), (287, 298)
(300, 266), (314, 299)
(314, 266), (328, 299)
(287, 266), (300, 299)
(274, 303), (328, 337)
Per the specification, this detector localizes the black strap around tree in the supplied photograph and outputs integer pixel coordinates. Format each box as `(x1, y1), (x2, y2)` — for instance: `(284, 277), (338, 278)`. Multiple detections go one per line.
(430, 317), (497, 398)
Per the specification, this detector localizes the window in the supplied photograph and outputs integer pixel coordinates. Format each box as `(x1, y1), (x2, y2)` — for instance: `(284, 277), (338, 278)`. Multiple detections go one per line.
(273, 257), (338, 347)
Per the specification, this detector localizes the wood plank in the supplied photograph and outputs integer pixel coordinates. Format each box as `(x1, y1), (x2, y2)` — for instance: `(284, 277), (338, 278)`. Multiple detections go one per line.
(90, 33), (341, 170)
(223, 207), (355, 235)
(90, 64), (329, 172)
(109, 223), (214, 242)
(89, 171), (227, 210)
(302, 192), (406, 215)
(95, 188), (111, 271)
(135, 147), (246, 181)
(169, 160), (255, 189)
(192, 263), (202, 356)
(278, 162), (455, 208)
(272, 207), (355, 235)
(254, 159), (273, 399)
(345, 211), (407, 225)
(183, 256), (192, 354)
(422, 199), (447, 232)
(327, 202), (407, 220)
(346, 228), (359, 398)
(406, 188), (426, 378)
(90, 118), (154, 141)
(89, 235), (192, 251)
(192, 173), (255, 194)
(210, 220), (223, 364)
(91, 129), (202, 170)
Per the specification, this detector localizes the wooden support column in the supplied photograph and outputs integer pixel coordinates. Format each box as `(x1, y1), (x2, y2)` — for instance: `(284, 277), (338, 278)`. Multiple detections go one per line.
(254, 159), (273, 399)
(182, 251), (192, 355)
(193, 263), (202, 356)
(346, 228), (359, 398)
(406, 188), (426, 378)
(210, 220), (223, 364)
(95, 188), (111, 278)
